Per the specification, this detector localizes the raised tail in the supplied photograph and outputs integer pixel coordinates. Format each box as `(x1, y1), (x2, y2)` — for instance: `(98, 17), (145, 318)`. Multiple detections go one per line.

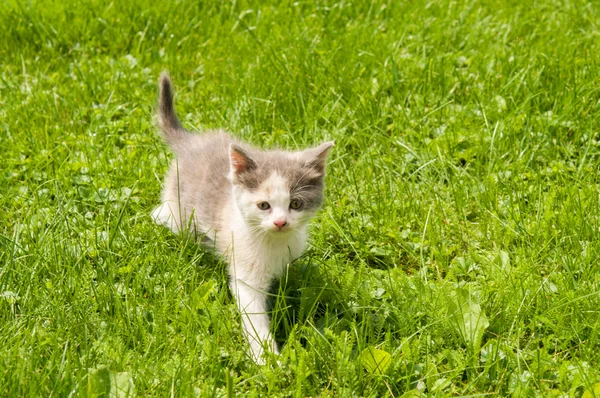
(158, 72), (189, 151)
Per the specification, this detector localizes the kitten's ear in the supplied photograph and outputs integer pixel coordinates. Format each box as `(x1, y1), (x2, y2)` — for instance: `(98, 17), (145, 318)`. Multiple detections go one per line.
(302, 141), (334, 174)
(229, 144), (257, 175)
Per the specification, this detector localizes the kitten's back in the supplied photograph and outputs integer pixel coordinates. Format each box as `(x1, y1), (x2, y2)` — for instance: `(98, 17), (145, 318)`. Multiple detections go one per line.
(158, 132), (238, 234)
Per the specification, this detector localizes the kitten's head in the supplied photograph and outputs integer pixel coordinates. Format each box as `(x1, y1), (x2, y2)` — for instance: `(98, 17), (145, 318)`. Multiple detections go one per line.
(229, 142), (334, 236)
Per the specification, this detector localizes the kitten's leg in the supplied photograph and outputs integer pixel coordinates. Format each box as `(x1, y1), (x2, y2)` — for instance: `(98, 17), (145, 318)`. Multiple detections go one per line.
(230, 278), (277, 364)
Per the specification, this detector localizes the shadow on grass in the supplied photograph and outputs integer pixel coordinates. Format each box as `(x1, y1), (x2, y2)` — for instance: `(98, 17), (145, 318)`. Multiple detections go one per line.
(270, 255), (351, 350)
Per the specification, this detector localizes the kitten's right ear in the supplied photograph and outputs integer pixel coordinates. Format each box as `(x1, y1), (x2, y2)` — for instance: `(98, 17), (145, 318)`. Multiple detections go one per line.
(229, 144), (257, 175)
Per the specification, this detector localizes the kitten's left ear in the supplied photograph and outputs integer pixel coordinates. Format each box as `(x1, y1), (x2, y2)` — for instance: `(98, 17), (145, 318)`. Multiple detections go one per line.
(302, 141), (334, 173)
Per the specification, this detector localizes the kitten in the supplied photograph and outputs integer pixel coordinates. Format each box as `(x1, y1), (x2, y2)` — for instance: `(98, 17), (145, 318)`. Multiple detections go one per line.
(152, 73), (333, 364)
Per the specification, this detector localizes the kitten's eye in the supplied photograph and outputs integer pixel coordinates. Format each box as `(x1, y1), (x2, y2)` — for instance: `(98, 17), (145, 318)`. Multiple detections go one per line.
(289, 199), (303, 210)
(257, 201), (271, 210)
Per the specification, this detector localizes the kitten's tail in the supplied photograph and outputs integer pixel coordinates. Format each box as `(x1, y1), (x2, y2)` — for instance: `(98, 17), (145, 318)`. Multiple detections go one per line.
(158, 72), (189, 151)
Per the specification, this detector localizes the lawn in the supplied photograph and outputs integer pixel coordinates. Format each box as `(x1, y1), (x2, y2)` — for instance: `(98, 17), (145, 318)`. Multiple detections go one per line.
(2, 0), (600, 396)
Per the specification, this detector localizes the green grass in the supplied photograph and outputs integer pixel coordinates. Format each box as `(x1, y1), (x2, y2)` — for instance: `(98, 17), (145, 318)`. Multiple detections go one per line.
(2, 0), (600, 395)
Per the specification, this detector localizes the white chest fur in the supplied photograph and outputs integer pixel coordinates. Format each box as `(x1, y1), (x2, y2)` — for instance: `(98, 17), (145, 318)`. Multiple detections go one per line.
(220, 214), (308, 290)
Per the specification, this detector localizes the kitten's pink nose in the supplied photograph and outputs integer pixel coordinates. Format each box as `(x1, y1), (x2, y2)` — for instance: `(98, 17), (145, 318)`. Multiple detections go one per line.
(273, 220), (288, 229)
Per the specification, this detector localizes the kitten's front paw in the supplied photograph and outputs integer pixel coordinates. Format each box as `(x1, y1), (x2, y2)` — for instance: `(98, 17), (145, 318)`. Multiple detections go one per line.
(248, 339), (279, 365)
(151, 202), (180, 232)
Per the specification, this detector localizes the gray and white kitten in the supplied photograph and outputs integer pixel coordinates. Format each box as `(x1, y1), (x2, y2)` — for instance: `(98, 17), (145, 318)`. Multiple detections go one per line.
(152, 73), (333, 363)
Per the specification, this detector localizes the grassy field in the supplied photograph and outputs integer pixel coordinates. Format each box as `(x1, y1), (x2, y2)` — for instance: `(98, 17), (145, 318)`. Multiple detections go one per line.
(2, 0), (600, 396)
